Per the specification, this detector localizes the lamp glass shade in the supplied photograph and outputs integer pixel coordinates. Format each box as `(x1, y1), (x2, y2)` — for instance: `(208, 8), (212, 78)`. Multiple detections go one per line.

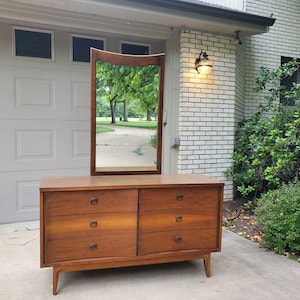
(196, 58), (213, 74)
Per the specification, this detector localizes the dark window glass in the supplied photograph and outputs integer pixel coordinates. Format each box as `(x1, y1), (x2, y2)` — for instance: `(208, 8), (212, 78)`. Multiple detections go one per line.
(15, 29), (52, 59)
(73, 37), (104, 62)
(281, 56), (300, 106)
(121, 43), (149, 55)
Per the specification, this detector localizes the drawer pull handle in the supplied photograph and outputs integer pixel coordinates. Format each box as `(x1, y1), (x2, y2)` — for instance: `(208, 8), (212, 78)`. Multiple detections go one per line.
(176, 215), (183, 222)
(89, 243), (97, 251)
(174, 235), (182, 243)
(90, 220), (98, 228)
(90, 197), (98, 205)
(176, 193), (183, 201)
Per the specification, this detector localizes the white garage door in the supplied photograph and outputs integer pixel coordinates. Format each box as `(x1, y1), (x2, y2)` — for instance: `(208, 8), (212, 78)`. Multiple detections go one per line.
(0, 23), (166, 224)
(0, 25), (90, 223)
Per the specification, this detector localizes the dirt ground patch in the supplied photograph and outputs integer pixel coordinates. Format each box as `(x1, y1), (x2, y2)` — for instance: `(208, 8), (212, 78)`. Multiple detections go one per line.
(223, 198), (263, 243)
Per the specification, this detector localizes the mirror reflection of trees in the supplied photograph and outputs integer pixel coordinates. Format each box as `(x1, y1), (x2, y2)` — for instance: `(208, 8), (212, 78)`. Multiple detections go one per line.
(96, 62), (159, 123)
(90, 48), (165, 175)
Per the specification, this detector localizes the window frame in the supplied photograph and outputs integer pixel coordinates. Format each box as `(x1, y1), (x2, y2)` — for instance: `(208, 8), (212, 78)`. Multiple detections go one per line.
(280, 56), (300, 106)
(71, 34), (106, 64)
(120, 41), (151, 55)
(13, 26), (54, 61)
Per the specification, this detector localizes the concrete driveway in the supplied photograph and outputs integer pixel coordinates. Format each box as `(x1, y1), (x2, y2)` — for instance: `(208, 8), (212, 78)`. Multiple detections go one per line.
(0, 221), (299, 300)
(95, 125), (157, 168)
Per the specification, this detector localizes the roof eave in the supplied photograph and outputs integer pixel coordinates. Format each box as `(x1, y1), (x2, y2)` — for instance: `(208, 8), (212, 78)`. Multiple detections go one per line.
(0, 0), (276, 39)
(127, 0), (276, 28)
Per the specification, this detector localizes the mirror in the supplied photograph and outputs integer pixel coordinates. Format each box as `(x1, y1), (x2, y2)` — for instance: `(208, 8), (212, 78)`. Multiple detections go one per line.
(90, 48), (165, 175)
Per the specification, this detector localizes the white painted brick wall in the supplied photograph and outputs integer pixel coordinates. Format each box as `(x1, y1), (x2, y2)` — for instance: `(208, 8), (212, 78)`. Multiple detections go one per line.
(178, 30), (236, 200)
(177, 0), (299, 201)
(244, 0), (300, 117)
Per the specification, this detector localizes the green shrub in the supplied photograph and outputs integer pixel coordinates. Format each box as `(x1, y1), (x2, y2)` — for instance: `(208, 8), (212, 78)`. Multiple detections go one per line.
(149, 133), (157, 148)
(225, 59), (300, 199)
(255, 183), (300, 254)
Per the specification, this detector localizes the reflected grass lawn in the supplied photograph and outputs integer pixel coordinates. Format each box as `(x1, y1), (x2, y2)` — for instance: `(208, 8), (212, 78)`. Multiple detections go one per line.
(96, 118), (157, 130)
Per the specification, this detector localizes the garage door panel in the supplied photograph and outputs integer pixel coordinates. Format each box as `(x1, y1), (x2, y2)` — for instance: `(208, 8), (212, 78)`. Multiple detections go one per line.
(0, 66), (90, 121)
(0, 169), (88, 223)
(0, 120), (89, 172)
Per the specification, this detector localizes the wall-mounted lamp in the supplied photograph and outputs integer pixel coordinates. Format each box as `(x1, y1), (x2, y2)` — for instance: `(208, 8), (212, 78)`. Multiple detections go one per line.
(195, 51), (213, 75)
(232, 30), (242, 45)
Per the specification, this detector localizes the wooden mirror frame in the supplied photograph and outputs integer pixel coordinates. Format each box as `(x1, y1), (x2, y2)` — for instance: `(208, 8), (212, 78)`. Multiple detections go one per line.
(90, 48), (165, 175)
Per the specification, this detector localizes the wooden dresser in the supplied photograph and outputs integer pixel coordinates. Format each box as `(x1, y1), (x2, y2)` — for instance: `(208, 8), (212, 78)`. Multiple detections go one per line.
(40, 174), (224, 295)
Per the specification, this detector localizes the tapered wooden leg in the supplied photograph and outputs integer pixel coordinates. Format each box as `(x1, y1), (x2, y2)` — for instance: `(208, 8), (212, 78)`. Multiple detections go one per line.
(53, 266), (63, 295)
(203, 253), (211, 277)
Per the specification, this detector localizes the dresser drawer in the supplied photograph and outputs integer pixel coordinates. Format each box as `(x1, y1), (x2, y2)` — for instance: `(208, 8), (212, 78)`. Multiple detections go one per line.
(45, 234), (136, 263)
(46, 212), (137, 240)
(44, 189), (137, 216)
(139, 187), (219, 212)
(138, 228), (218, 255)
(139, 208), (217, 232)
